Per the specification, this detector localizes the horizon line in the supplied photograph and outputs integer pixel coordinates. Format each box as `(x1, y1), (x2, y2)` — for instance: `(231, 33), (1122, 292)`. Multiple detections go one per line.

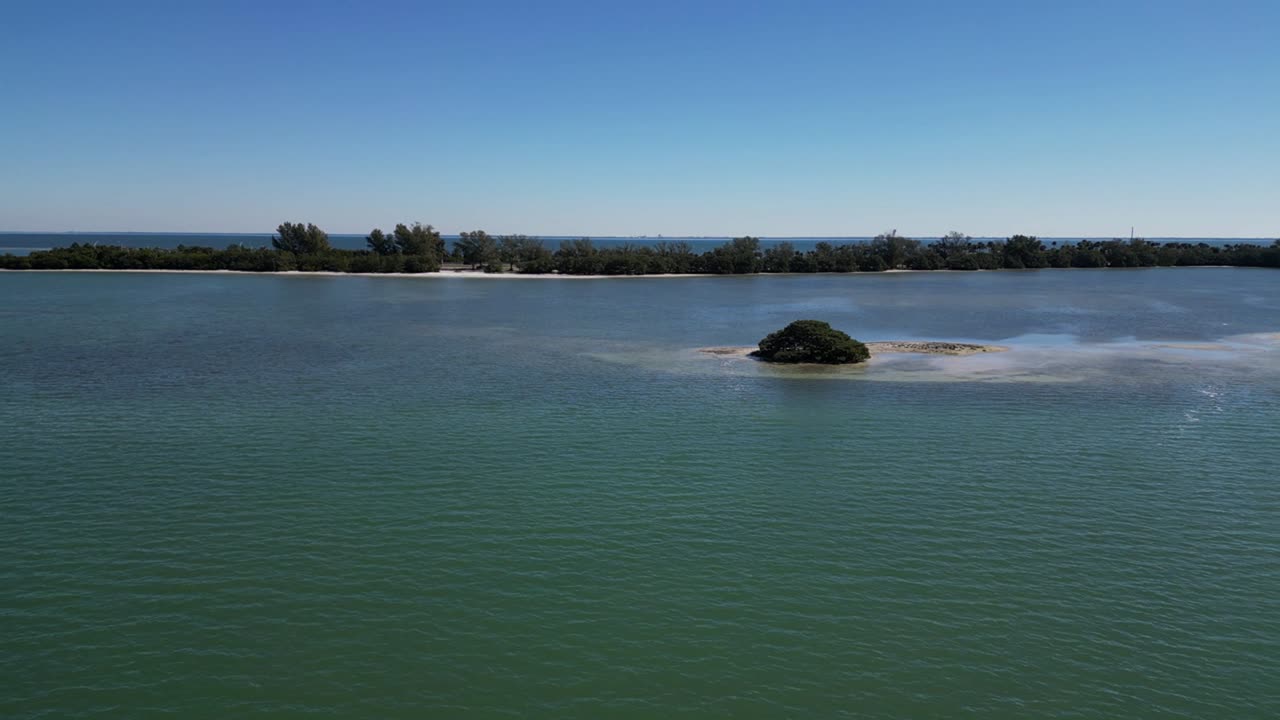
(1, 230), (1275, 241)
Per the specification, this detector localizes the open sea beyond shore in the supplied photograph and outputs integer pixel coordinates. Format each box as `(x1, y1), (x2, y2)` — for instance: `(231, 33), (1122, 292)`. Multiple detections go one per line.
(2, 268), (1278, 718)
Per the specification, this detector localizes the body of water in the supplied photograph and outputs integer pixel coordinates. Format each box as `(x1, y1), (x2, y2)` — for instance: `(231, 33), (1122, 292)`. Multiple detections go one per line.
(2, 268), (1277, 718)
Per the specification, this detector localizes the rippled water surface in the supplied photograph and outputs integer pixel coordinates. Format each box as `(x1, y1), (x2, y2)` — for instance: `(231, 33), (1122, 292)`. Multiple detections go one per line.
(2, 269), (1278, 718)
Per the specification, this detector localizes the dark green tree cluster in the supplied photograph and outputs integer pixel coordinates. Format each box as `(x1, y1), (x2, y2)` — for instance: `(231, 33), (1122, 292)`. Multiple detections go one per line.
(0, 222), (448, 274)
(549, 239), (703, 275)
(271, 222), (330, 255)
(454, 230), (499, 270)
(499, 235), (555, 273)
(751, 320), (871, 364)
(360, 222), (445, 272)
(0, 243), (290, 271)
(702, 237), (763, 274)
(275, 220), (442, 272)
(548, 237), (756, 275)
(538, 233), (1278, 275)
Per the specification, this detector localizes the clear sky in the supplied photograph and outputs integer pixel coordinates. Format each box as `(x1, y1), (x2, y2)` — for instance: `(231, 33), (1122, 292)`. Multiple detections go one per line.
(2, 0), (1277, 237)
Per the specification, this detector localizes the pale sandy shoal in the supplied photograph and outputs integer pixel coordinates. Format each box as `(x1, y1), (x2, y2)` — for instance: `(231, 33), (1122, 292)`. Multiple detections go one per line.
(698, 342), (1009, 358)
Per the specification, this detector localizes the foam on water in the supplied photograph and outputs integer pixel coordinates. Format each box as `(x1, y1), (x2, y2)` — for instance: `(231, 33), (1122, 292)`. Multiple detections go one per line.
(592, 330), (1280, 385)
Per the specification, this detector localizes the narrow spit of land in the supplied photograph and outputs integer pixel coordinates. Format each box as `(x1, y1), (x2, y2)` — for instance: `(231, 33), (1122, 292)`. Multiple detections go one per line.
(3, 228), (1278, 275)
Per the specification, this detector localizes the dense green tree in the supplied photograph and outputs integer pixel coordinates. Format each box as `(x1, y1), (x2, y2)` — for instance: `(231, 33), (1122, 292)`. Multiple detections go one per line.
(1002, 234), (1047, 268)
(752, 320), (870, 364)
(871, 230), (921, 269)
(1096, 238), (1158, 268)
(1046, 243), (1075, 268)
(946, 253), (983, 270)
(366, 228), (397, 255)
(858, 253), (889, 272)
(599, 243), (653, 275)
(907, 249), (944, 270)
(393, 222), (443, 260)
(498, 235), (523, 271)
(456, 230), (498, 269)
(933, 231), (974, 259)
(936, 232), (990, 270)
(555, 238), (602, 274)
(1069, 240), (1107, 267)
(403, 255), (433, 273)
(762, 242), (797, 273)
(348, 253), (381, 273)
(271, 222), (330, 255)
(513, 237), (555, 273)
(1267, 241), (1280, 268)
(704, 236), (761, 274)
(809, 241), (837, 272)
(497, 235), (550, 272)
(651, 241), (697, 274)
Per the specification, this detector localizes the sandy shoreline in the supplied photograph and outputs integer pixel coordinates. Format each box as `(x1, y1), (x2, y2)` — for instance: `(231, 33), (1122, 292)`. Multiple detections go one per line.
(699, 342), (1009, 358)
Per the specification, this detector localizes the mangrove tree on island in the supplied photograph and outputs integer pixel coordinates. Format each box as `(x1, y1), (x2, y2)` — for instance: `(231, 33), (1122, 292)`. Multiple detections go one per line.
(751, 320), (871, 364)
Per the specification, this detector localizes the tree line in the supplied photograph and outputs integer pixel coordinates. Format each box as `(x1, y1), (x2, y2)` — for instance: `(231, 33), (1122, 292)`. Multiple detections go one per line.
(2, 224), (1277, 274)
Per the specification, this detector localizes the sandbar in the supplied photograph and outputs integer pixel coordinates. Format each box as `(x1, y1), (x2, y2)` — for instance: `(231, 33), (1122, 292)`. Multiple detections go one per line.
(699, 342), (1009, 358)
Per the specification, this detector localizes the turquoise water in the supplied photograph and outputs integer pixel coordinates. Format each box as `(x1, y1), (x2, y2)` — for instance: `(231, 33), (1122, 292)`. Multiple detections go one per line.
(2, 268), (1278, 718)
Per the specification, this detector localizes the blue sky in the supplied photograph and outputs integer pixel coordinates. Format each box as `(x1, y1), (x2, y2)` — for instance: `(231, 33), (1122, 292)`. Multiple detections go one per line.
(2, 0), (1277, 237)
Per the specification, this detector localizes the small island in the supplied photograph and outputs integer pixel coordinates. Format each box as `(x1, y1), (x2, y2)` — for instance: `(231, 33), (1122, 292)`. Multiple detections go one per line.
(750, 320), (871, 364)
(699, 321), (1008, 363)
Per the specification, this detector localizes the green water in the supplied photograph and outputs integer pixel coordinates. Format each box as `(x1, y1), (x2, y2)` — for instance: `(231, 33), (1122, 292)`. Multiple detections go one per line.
(2, 269), (1278, 718)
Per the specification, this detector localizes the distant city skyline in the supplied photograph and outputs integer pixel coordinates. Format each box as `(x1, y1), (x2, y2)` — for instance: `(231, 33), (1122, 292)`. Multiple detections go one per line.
(3, 1), (1277, 237)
